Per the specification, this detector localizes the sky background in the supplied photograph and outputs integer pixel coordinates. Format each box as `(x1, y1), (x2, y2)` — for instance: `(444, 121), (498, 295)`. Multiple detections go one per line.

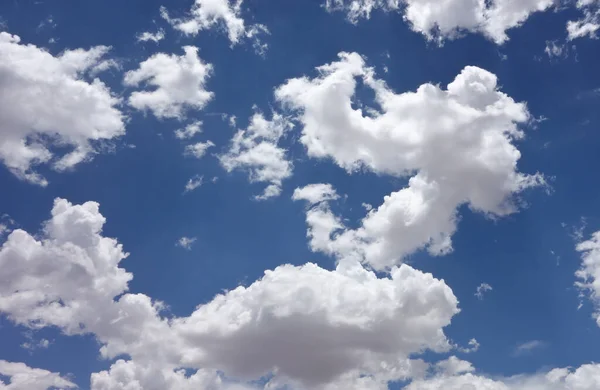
(1, 0), (600, 389)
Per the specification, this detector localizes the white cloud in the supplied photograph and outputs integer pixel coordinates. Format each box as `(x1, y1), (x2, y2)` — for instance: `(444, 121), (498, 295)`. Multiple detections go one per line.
(184, 175), (204, 193)
(175, 121), (203, 140)
(21, 331), (51, 352)
(407, 361), (600, 390)
(0, 199), (459, 389)
(475, 283), (493, 300)
(171, 260), (456, 388)
(184, 140), (215, 158)
(278, 52), (544, 270)
(91, 359), (254, 390)
(326, 0), (554, 44)
(0, 32), (125, 186)
(137, 29), (166, 43)
(576, 230), (600, 326)
(0, 360), (76, 389)
(219, 112), (294, 200)
(513, 340), (546, 356)
(567, 0), (600, 40)
(457, 338), (480, 353)
(161, 0), (269, 52)
(292, 183), (340, 206)
(544, 40), (569, 59)
(124, 46), (213, 119)
(433, 356), (474, 376)
(176, 236), (197, 250)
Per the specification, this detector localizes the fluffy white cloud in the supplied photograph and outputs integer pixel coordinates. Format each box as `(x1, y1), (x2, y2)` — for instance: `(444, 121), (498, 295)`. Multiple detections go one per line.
(567, 0), (600, 40)
(184, 140), (215, 158)
(136, 29), (165, 43)
(0, 360), (76, 390)
(281, 53), (543, 270)
(433, 356), (474, 376)
(161, 0), (269, 51)
(175, 121), (203, 140)
(91, 359), (252, 390)
(407, 361), (600, 390)
(172, 260), (456, 387)
(0, 32), (125, 186)
(220, 112), (294, 200)
(0, 199), (458, 389)
(292, 183), (340, 206)
(576, 230), (600, 326)
(326, 0), (554, 44)
(124, 46), (213, 119)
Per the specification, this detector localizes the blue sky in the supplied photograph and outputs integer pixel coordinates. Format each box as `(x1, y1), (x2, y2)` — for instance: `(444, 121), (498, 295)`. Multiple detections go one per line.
(1, 0), (600, 389)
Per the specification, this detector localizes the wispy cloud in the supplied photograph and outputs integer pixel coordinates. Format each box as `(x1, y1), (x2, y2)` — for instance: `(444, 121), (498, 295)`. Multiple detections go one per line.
(475, 283), (493, 300)
(176, 236), (197, 250)
(513, 340), (546, 356)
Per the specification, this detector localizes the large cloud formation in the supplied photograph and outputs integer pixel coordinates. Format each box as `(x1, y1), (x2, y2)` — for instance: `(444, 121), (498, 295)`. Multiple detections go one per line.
(0, 32), (125, 186)
(281, 52), (543, 270)
(0, 198), (459, 389)
(325, 0), (554, 44)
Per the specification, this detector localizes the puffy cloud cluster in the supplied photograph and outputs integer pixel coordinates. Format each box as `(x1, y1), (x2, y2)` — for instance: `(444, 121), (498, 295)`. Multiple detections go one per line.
(407, 360), (600, 390)
(0, 360), (76, 390)
(326, 0), (554, 44)
(567, 0), (600, 40)
(0, 32), (125, 186)
(282, 53), (543, 270)
(161, 0), (269, 52)
(576, 230), (600, 326)
(0, 198), (460, 389)
(124, 46), (213, 119)
(220, 112), (294, 200)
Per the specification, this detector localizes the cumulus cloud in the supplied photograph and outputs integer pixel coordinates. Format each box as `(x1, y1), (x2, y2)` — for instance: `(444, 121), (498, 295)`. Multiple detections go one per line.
(175, 121), (203, 140)
(91, 359), (254, 390)
(292, 183), (340, 206)
(0, 32), (125, 186)
(457, 338), (480, 353)
(280, 52), (544, 270)
(0, 199), (459, 389)
(184, 140), (215, 158)
(407, 360), (600, 390)
(161, 0), (269, 52)
(219, 112), (294, 200)
(0, 360), (76, 389)
(124, 46), (213, 119)
(576, 230), (600, 326)
(136, 29), (165, 43)
(326, 0), (554, 44)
